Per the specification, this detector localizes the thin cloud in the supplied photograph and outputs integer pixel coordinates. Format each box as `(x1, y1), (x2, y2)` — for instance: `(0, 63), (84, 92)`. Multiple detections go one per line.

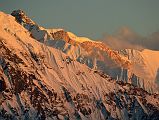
(101, 27), (159, 51)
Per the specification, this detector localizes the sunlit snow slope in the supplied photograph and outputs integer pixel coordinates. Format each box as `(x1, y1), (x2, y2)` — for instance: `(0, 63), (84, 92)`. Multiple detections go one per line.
(10, 9), (159, 93)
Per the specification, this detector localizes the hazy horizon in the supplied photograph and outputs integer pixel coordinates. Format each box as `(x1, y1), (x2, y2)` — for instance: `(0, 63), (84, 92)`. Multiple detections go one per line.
(0, 0), (159, 40)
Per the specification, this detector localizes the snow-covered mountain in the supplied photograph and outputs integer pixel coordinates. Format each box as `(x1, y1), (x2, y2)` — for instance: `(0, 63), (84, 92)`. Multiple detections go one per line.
(0, 10), (159, 120)
(119, 49), (159, 92)
(11, 10), (159, 93)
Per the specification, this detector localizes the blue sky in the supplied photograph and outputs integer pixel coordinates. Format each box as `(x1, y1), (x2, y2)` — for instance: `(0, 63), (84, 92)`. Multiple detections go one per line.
(0, 0), (159, 39)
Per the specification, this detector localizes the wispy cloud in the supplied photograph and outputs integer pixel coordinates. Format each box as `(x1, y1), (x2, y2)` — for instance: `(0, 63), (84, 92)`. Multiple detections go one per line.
(101, 27), (159, 51)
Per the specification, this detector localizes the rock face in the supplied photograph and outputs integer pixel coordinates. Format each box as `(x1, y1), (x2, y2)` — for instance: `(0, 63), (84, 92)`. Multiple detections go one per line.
(0, 10), (159, 120)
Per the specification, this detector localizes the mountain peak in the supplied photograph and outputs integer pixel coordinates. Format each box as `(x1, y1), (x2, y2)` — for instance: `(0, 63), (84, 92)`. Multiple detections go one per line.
(11, 9), (36, 28)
